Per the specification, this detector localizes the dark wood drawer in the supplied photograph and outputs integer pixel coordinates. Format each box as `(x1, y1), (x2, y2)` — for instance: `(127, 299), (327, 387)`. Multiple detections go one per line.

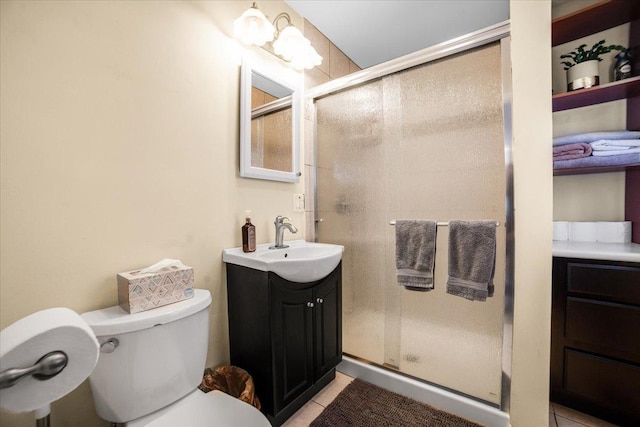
(566, 298), (640, 361)
(564, 349), (640, 422)
(567, 262), (640, 304)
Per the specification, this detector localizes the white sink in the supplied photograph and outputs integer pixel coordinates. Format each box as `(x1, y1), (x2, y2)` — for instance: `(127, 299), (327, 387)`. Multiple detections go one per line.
(223, 240), (344, 283)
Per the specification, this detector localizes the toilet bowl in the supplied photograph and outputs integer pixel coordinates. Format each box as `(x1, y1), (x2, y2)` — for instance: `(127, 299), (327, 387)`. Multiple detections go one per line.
(81, 289), (269, 426)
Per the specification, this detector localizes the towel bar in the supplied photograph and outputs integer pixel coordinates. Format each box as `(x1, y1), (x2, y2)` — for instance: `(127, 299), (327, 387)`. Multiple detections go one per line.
(389, 220), (501, 226)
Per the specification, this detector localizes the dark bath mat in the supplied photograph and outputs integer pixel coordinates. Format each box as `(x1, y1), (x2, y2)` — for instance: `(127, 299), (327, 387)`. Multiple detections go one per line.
(310, 379), (485, 427)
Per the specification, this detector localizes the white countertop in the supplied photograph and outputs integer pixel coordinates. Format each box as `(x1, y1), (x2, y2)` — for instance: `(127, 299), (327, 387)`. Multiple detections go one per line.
(553, 241), (640, 263)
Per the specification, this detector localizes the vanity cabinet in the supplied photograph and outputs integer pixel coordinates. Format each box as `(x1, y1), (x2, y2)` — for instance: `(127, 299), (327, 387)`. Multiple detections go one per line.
(226, 262), (342, 426)
(551, 257), (640, 426)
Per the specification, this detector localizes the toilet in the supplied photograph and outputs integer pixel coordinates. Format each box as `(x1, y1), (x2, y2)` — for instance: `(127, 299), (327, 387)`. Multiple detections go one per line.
(81, 289), (269, 426)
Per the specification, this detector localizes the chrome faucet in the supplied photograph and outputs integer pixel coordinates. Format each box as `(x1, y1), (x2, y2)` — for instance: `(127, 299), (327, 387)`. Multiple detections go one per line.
(270, 215), (298, 249)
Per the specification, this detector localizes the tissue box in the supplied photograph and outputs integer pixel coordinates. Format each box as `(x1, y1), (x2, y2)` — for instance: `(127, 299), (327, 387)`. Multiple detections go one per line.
(117, 265), (194, 314)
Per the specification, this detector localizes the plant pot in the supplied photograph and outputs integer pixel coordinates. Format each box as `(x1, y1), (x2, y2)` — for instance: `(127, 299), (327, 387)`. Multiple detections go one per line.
(567, 60), (599, 91)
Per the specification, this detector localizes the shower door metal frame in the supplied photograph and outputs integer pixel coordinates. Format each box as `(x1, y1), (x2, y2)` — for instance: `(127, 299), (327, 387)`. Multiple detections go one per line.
(308, 20), (514, 413)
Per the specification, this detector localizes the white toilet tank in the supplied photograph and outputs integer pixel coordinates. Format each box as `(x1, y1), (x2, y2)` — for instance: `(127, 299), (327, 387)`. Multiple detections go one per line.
(81, 289), (212, 424)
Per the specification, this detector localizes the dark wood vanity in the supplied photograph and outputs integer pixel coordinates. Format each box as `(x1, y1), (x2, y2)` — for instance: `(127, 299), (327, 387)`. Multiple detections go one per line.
(551, 257), (640, 425)
(226, 262), (342, 426)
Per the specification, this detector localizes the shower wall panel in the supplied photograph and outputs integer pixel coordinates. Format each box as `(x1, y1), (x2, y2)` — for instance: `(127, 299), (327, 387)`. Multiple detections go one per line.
(315, 42), (506, 404)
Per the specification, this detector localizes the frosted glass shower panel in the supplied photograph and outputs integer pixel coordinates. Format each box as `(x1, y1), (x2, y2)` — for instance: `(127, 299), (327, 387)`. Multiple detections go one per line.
(316, 80), (386, 364)
(315, 42), (506, 404)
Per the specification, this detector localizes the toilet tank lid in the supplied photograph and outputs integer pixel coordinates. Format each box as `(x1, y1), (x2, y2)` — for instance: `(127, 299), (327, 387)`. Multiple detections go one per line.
(81, 289), (211, 336)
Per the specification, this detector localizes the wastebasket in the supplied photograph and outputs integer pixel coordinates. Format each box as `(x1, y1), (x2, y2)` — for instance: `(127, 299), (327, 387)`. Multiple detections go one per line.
(198, 365), (261, 410)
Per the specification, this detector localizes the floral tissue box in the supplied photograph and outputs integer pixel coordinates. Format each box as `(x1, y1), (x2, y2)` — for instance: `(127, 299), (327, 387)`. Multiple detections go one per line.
(117, 259), (194, 314)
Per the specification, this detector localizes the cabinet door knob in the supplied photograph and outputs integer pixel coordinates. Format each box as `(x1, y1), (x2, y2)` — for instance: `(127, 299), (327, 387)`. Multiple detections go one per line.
(307, 302), (314, 308)
(316, 298), (323, 304)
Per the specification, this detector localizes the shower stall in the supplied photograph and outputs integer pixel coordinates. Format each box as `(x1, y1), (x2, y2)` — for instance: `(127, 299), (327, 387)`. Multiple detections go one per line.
(308, 22), (513, 425)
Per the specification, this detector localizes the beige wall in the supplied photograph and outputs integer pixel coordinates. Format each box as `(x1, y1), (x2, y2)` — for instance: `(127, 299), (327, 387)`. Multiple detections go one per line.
(509, 1), (553, 427)
(554, 172), (626, 221)
(1, 1), (556, 426)
(0, 1), (305, 426)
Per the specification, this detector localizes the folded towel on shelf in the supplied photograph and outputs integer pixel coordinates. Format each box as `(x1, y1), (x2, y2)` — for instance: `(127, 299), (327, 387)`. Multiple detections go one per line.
(553, 143), (592, 161)
(395, 220), (437, 290)
(590, 139), (640, 150)
(592, 148), (640, 156)
(590, 139), (640, 155)
(553, 130), (640, 147)
(554, 152), (640, 169)
(447, 220), (496, 302)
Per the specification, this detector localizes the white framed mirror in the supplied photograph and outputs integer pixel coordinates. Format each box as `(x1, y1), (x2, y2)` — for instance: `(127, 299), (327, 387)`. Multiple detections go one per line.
(240, 58), (301, 183)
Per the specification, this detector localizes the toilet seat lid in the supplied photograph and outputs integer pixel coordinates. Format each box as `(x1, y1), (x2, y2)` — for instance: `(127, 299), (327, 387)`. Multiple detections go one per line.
(134, 390), (270, 427)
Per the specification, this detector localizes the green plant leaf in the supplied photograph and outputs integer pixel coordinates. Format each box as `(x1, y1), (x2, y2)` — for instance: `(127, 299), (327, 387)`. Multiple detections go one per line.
(561, 40), (627, 64)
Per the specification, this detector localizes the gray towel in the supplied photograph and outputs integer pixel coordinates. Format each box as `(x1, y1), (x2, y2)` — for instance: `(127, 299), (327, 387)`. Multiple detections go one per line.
(447, 220), (496, 302)
(395, 220), (437, 289)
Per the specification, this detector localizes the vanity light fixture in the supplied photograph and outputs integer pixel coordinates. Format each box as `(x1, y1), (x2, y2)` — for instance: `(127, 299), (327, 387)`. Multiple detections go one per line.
(233, 2), (275, 47)
(234, 2), (323, 70)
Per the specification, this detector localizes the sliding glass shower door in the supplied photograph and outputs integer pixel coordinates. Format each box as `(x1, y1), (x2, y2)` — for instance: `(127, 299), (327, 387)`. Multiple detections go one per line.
(314, 42), (507, 404)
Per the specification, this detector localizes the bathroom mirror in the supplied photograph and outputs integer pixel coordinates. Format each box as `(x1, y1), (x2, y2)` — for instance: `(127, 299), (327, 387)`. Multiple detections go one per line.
(240, 59), (301, 183)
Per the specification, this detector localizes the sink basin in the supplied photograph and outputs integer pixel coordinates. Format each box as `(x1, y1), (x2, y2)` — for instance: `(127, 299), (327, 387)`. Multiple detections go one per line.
(223, 240), (344, 283)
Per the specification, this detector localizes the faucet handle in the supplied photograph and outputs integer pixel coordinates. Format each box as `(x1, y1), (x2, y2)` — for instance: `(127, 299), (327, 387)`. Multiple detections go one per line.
(275, 215), (291, 224)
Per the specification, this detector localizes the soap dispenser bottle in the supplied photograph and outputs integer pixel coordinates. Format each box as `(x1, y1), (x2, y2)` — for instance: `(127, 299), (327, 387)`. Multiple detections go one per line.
(242, 211), (256, 253)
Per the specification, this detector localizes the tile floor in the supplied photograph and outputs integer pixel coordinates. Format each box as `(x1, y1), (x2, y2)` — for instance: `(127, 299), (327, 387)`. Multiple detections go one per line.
(282, 372), (620, 427)
(282, 371), (354, 427)
(549, 402), (619, 427)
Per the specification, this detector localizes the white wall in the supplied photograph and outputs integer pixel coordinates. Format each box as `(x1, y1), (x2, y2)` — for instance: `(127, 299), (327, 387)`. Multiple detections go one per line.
(509, 1), (553, 426)
(0, 1), (304, 426)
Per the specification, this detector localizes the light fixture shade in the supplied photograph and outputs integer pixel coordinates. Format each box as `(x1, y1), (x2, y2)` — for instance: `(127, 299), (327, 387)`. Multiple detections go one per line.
(272, 25), (308, 61)
(290, 44), (323, 70)
(233, 5), (275, 47)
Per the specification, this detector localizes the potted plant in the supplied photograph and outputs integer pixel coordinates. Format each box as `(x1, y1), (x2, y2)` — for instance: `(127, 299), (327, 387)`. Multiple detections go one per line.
(561, 40), (626, 91)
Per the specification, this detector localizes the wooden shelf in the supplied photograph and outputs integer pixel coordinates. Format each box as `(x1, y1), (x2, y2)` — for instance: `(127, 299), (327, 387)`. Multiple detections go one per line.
(552, 0), (640, 46)
(554, 163), (640, 176)
(552, 76), (640, 112)
(551, 0), (639, 242)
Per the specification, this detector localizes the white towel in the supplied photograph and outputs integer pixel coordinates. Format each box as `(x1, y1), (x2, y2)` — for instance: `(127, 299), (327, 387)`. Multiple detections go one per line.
(592, 148), (640, 156)
(590, 139), (640, 151)
(589, 139), (640, 156)
(554, 131), (640, 147)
